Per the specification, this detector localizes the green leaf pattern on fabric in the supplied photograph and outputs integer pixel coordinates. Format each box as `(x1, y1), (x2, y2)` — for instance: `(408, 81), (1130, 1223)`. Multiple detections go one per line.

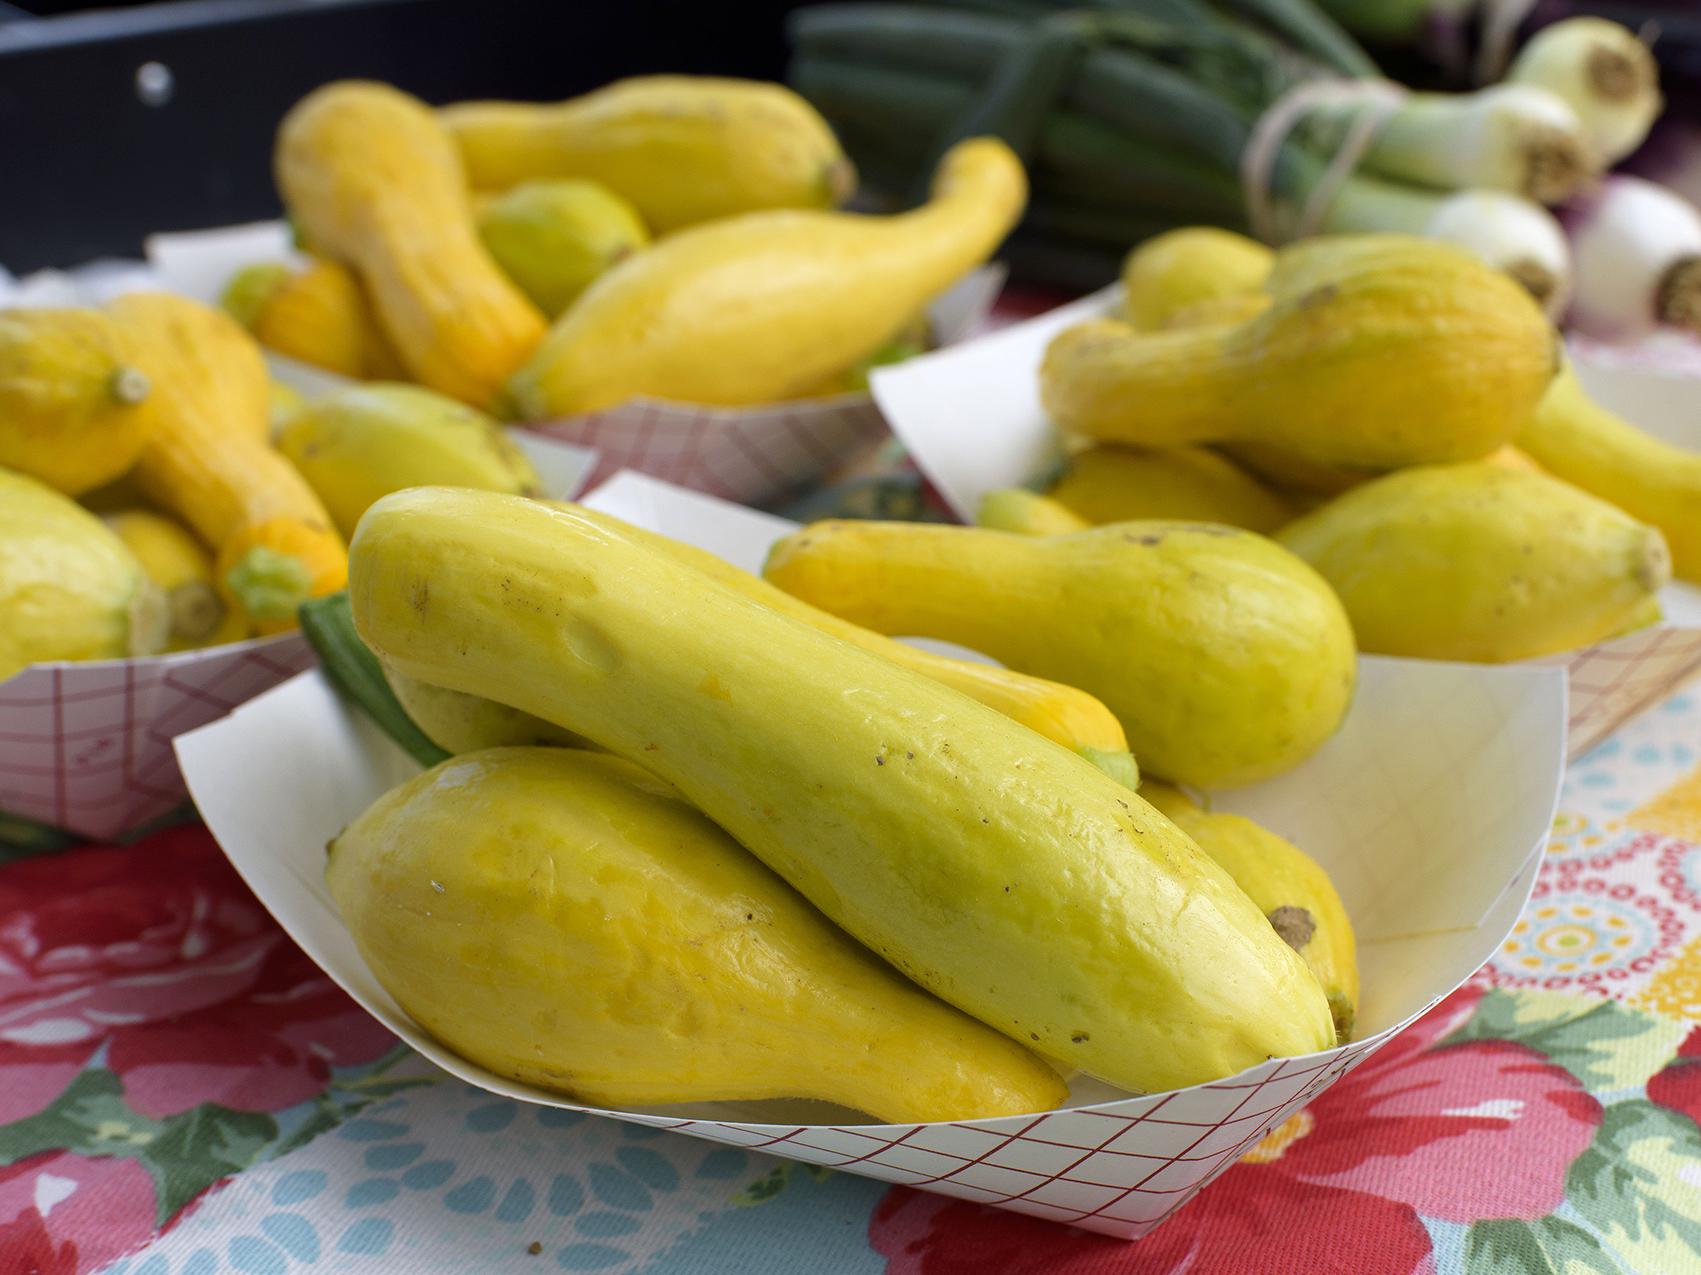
(1567, 1101), (1701, 1274)
(0, 1070), (167, 1167)
(1441, 988), (1701, 1271)
(1445, 990), (1688, 1092)
(140, 1104), (280, 1223)
(1465, 1216), (1627, 1275)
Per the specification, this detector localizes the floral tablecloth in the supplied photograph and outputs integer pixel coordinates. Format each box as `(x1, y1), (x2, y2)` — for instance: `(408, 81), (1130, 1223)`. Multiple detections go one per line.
(0, 676), (1691, 1275)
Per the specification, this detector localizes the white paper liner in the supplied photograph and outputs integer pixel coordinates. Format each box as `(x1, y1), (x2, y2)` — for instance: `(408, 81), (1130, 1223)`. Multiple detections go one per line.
(870, 288), (1701, 759)
(175, 470), (1565, 1240)
(0, 432), (597, 841)
(143, 222), (1006, 506)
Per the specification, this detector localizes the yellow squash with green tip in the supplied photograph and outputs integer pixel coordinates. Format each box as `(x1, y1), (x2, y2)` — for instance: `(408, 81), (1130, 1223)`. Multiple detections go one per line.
(328, 747), (1067, 1121)
(763, 519), (1356, 789)
(111, 292), (347, 635)
(1278, 462), (1670, 661)
(350, 489), (1335, 1093)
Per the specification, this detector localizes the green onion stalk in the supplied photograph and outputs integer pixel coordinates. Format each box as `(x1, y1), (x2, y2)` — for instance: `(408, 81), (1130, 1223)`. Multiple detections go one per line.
(789, 2), (1577, 307)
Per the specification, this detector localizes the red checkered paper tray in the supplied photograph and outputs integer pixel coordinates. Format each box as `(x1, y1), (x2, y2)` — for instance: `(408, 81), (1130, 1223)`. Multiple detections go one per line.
(175, 470), (1566, 1241)
(870, 290), (1701, 761)
(146, 222), (1006, 506)
(0, 430), (598, 841)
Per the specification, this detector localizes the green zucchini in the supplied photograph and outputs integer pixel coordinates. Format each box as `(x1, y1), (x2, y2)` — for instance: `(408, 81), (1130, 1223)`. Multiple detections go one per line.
(298, 592), (449, 768)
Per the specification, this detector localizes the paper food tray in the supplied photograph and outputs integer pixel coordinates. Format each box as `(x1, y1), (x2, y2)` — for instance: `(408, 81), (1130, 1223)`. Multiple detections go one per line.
(870, 288), (1701, 760)
(175, 470), (1565, 1241)
(145, 222), (1006, 507)
(0, 430), (597, 841)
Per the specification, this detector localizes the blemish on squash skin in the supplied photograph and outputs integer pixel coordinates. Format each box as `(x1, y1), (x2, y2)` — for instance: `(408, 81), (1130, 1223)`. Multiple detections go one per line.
(410, 578), (429, 614)
(698, 672), (732, 702)
(1267, 905), (1316, 951)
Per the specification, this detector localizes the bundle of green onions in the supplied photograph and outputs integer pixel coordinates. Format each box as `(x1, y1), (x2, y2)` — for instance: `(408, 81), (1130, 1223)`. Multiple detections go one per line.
(1314, 6), (1701, 340)
(788, 0), (1590, 309)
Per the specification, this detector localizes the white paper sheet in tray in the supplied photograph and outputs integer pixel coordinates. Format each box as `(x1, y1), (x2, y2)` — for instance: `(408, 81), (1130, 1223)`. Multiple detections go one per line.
(176, 470), (1565, 1241)
(0, 431), (597, 842)
(871, 288), (1701, 759)
(145, 223), (1006, 507)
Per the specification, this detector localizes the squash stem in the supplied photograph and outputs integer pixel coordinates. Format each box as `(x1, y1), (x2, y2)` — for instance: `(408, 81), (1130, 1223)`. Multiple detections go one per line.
(225, 545), (315, 625)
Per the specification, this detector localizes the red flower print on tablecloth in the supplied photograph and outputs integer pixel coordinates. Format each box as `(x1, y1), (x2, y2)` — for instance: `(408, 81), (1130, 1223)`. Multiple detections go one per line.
(0, 1150), (156, 1275)
(1648, 1024), (1701, 1129)
(0, 826), (393, 1122)
(870, 986), (1602, 1275)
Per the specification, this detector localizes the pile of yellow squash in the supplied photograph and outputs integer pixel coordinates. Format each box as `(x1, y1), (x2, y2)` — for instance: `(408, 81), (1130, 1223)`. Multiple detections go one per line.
(0, 295), (346, 673)
(229, 76), (1026, 415)
(18, 68), (1694, 1128)
(0, 298), (548, 674)
(1026, 228), (1691, 664)
(329, 488), (1361, 1121)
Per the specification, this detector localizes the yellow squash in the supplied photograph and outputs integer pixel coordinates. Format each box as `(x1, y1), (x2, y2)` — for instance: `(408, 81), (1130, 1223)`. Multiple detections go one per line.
(976, 488), (1090, 535)
(223, 259), (407, 381)
(275, 81), (547, 409)
(1121, 228), (1273, 330)
(583, 506), (1136, 786)
(477, 180), (651, 317)
(382, 663), (583, 753)
(110, 292), (347, 634)
(441, 76), (854, 231)
(1229, 440), (1542, 504)
(504, 138), (1025, 416)
(0, 308), (152, 495)
(351, 489), (1334, 1093)
(103, 510), (239, 649)
(1278, 462), (1670, 662)
(764, 519), (1356, 789)
(329, 747), (1066, 1121)
(276, 383), (541, 538)
(1047, 445), (1296, 533)
(1218, 442), (1381, 499)
(380, 504), (1136, 781)
(1517, 363), (1701, 582)
(268, 379), (306, 433)
(1, 470), (168, 678)
(1141, 783), (1358, 1042)
(1160, 293), (1273, 329)
(1043, 235), (1558, 469)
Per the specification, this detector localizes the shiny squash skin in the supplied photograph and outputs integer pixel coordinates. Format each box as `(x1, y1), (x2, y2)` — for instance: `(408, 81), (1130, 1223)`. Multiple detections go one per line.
(276, 81), (547, 409)
(328, 746), (1067, 1121)
(349, 489), (1335, 1094)
(763, 519), (1357, 789)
